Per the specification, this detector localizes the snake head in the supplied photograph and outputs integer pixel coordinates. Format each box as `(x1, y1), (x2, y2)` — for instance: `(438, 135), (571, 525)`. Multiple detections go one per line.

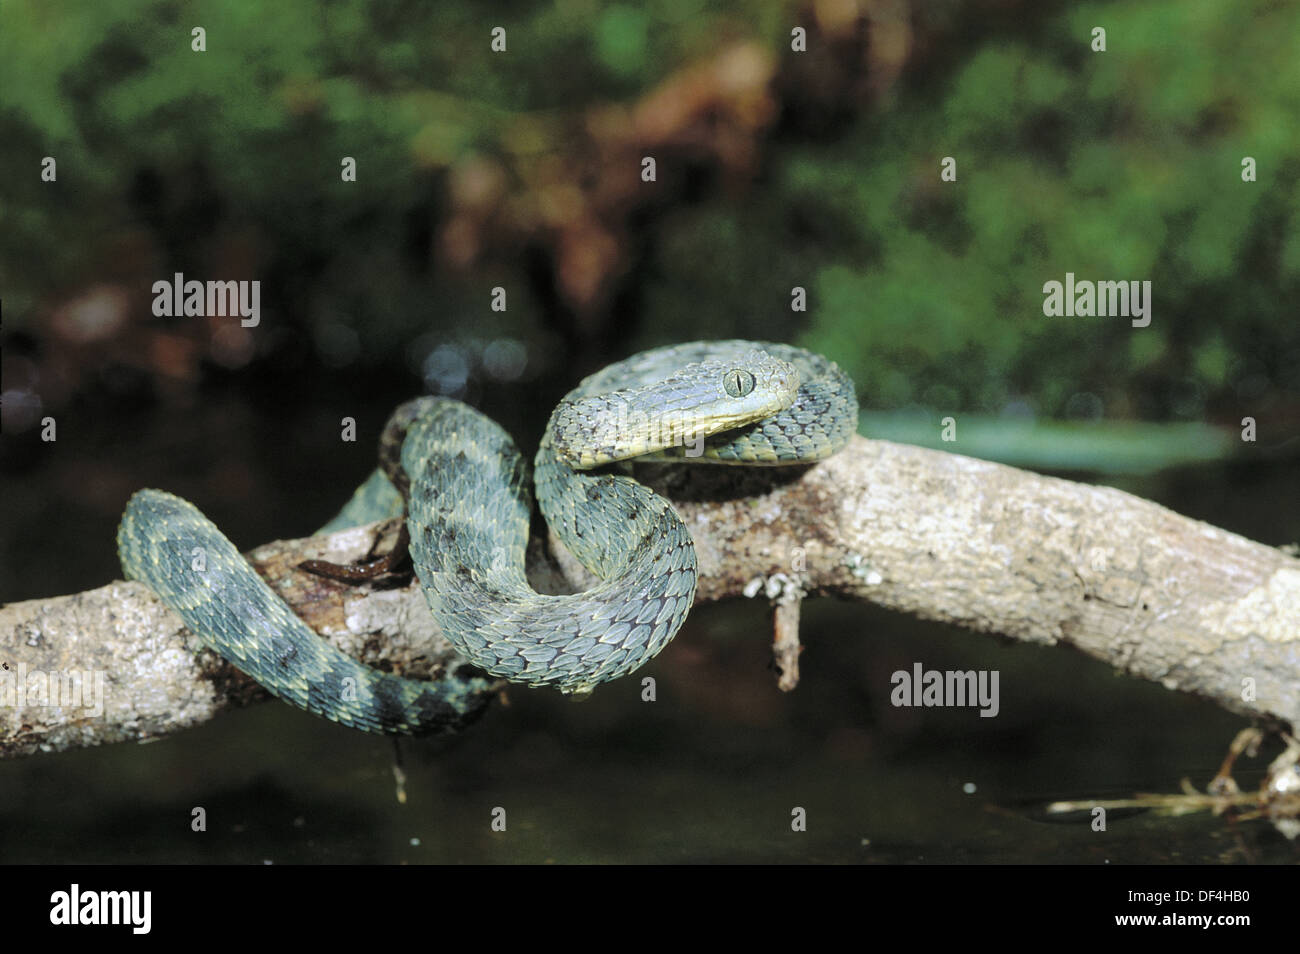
(655, 347), (802, 444)
(548, 348), (801, 468)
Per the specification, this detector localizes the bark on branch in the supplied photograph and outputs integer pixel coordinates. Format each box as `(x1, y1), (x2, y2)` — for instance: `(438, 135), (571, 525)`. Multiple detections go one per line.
(3, 436), (1297, 759)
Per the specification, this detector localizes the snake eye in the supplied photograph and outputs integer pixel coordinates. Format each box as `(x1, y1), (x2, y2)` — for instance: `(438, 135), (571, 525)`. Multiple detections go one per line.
(723, 369), (755, 398)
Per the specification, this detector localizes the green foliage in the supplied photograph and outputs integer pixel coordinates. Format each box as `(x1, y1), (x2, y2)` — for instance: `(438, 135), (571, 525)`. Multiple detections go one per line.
(0, 0), (779, 355)
(1, 0), (1296, 437)
(638, 0), (1300, 425)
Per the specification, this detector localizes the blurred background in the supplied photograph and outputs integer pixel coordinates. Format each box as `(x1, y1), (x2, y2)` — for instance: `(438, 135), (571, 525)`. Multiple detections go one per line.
(0, 0), (1297, 862)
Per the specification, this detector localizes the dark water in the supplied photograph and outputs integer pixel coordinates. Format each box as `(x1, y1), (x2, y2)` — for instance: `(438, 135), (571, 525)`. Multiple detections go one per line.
(1, 378), (1296, 863)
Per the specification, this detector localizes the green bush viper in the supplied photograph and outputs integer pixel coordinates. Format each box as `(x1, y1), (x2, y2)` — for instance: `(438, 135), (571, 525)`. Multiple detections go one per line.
(117, 341), (857, 735)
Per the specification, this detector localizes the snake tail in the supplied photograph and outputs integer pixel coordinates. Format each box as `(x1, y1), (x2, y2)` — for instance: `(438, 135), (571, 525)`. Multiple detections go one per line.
(118, 489), (493, 734)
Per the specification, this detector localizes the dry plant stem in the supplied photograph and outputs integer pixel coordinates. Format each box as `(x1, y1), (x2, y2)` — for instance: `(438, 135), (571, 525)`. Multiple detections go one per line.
(772, 600), (803, 692)
(3, 437), (1298, 758)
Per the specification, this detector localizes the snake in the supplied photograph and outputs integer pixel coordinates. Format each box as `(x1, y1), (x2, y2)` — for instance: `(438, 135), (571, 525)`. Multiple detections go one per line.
(117, 341), (857, 735)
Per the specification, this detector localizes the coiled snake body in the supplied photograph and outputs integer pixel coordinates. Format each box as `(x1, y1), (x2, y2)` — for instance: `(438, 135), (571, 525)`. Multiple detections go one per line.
(118, 341), (857, 734)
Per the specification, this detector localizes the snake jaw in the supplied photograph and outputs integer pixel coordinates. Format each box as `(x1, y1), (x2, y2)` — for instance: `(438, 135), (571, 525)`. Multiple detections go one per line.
(547, 349), (802, 469)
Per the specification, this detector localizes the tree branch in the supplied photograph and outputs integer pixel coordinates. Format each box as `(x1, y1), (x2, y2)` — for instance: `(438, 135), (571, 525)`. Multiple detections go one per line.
(3, 436), (1297, 759)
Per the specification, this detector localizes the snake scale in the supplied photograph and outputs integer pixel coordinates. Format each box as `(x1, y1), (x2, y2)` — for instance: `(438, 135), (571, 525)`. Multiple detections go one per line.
(118, 341), (857, 735)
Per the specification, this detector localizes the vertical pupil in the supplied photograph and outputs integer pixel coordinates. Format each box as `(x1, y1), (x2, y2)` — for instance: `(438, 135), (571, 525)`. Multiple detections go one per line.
(724, 370), (752, 397)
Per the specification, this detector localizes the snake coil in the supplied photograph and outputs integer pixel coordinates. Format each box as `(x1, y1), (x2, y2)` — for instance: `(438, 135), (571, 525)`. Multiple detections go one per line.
(118, 341), (857, 734)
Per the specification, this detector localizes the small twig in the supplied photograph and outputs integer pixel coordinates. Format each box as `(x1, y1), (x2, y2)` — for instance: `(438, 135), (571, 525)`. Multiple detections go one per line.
(391, 737), (408, 805)
(772, 599), (803, 692)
